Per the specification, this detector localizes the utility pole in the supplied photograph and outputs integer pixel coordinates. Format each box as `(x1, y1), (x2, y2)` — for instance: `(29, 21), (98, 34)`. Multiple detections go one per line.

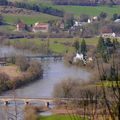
(47, 34), (50, 55)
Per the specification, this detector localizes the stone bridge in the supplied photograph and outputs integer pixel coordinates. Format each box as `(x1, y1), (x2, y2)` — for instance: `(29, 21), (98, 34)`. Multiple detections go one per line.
(0, 97), (101, 107)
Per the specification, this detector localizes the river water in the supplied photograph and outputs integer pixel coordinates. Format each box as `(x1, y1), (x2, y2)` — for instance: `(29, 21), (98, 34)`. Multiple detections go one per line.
(0, 45), (91, 98)
(0, 45), (91, 119)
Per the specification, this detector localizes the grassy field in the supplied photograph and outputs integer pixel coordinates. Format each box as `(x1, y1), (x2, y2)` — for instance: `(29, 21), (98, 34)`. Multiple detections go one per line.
(7, 37), (100, 54)
(49, 5), (120, 17)
(8, 38), (75, 54)
(38, 115), (88, 120)
(0, 66), (21, 79)
(0, 25), (15, 31)
(7, 37), (120, 54)
(3, 13), (60, 25)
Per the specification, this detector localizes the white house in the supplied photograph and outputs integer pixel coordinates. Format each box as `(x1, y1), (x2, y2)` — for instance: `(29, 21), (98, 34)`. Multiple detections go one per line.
(102, 32), (116, 38)
(114, 19), (120, 23)
(88, 19), (91, 23)
(73, 53), (86, 64)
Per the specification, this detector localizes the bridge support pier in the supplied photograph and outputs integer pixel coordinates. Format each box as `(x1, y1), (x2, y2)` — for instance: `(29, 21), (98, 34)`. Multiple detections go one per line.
(4, 101), (9, 106)
(25, 101), (29, 105)
(45, 102), (49, 108)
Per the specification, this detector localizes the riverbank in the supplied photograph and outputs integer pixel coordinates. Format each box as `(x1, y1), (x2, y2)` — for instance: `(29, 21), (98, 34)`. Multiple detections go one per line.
(0, 62), (43, 93)
(39, 115), (88, 120)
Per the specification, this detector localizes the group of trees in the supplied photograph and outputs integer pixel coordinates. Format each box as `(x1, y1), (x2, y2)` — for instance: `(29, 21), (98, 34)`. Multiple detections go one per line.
(63, 13), (74, 29)
(74, 39), (87, 56)
(112, 13), (120, 20)
(0, 55), (43, 93)
(14, 56), (43, 78)
(54, 38), (120, 119)
(97, 37), (119, 62)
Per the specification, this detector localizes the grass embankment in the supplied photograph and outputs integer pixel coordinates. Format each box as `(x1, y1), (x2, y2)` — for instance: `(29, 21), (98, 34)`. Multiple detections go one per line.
(39, 115), (87, 120)
(6, 37), (120, 54)
(6, 37), (100, 54)
(0, 66), (23, 79)
(0, 59), (43, 93)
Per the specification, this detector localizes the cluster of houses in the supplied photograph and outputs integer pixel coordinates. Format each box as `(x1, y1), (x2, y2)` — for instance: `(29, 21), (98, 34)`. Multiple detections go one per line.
(16, 21), (49, 33)
(71, 16), (98, 30)
(16, 16), (118, 38)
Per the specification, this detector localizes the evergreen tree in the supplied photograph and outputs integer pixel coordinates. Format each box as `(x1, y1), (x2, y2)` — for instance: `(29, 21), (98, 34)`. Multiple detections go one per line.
(97, 37), (105, 54)
(97, 37), (108, 62)
(81, 39), (87, 56)
(99, 12), (107, 19)
(112, 13), (118, 21)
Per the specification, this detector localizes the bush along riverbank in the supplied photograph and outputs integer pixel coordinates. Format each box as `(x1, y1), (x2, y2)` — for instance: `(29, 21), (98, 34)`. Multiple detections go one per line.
(0, 55), (43, 93)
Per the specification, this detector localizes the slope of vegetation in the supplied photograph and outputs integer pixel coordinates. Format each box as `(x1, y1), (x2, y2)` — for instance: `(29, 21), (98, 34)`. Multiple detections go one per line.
(47, 5), (120, 17)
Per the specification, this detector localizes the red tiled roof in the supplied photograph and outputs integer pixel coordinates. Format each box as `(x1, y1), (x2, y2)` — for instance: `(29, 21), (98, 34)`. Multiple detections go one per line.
(33, 23), (48, 30)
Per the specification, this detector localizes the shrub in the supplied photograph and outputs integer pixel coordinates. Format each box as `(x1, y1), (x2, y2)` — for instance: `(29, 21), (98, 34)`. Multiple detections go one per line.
(15, 56), (29, 72)
(28, 61), (43, 78)
(0, 72), (9, 92)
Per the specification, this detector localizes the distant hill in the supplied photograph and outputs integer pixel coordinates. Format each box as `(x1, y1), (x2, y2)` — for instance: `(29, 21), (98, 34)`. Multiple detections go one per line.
(7, 0), (120, 5)
(8, 0), (52, 4)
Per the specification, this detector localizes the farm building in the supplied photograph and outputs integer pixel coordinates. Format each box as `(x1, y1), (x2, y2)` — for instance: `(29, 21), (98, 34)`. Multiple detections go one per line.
(100, 27), (116, 38)
(16, 21), (26, 31)
(33, 22), (49, 33)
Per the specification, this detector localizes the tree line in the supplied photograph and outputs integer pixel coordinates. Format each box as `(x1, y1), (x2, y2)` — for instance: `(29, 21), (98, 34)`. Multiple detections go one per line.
(0, 0), (64, 17)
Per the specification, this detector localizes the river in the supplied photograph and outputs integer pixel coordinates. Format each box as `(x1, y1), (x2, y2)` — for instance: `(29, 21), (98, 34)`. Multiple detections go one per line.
(0, 45), (91, 119)
(0, 45), (91, 98)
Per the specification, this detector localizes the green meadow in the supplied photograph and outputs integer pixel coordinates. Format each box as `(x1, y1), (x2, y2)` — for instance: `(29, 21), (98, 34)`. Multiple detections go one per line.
(49, 5), (120, 17)
(3, 13), (60, 25)
(7, 37), (100, 54)
(8, 37), (120, 54)
(38, 115), (88, 120)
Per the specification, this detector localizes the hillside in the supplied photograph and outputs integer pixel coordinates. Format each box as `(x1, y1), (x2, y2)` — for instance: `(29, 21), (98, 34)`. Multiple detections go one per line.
(7, 0), (120, 17)
(0, 6), (60, 24)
